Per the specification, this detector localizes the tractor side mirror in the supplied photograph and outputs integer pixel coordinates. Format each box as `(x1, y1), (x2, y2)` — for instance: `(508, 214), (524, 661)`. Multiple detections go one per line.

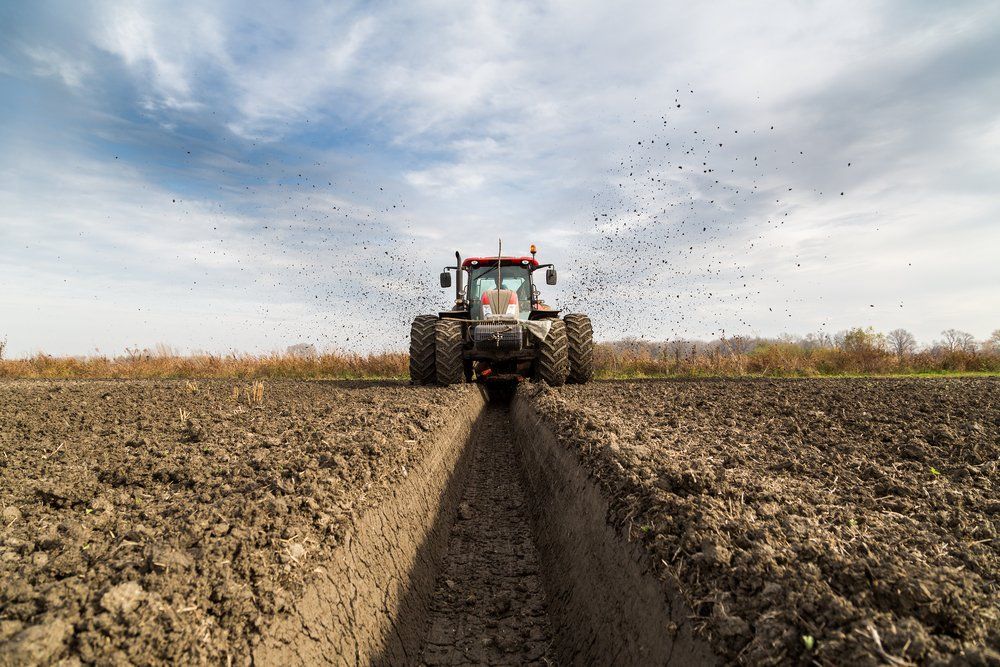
(440, 271), (452, 288)
(545, 267), (557, 285)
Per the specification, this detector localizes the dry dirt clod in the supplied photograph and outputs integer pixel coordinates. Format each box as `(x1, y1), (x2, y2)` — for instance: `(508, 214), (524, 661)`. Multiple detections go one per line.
(701, 539), (731, 566)
(100, 582), (145, 616)
(285, 543), (306, 563)
(1, 619), (73, 666)
(149, 545), (193, 573)
(182, 418), (210, 443)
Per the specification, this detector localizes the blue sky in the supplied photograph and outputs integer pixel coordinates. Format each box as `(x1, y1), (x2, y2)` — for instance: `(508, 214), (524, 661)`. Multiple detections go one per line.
(1, 1), (998, 356)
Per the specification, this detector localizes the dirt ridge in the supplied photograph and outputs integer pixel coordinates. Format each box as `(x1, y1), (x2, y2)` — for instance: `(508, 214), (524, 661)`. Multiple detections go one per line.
(521, 379), (1000, 665)
(0, 380), (482, 665)
(256, 388), (485, 665)
(512, 393), (719, 665)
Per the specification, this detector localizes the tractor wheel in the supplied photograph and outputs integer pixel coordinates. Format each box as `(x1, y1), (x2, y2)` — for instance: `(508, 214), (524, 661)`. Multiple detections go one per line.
(537, 319), (569, 387)
(435, 320), (465, 385)
(409, 315), (438, 385)
(564, 313), (594, 384)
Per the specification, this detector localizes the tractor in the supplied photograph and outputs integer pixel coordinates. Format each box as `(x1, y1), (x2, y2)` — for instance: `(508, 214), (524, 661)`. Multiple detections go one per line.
(409, 243), (594, 388)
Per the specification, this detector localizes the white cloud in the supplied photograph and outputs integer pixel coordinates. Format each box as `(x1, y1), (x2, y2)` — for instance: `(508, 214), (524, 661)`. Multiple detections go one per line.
(22, 46), (91, 88)
(0, 146), (427, 355)
(96, 4), (198, 108)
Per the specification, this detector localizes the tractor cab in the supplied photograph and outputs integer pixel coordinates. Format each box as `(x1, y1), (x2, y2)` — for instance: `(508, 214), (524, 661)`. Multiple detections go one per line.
(439, 250), (559, 320)
(465, 258), (533, 320)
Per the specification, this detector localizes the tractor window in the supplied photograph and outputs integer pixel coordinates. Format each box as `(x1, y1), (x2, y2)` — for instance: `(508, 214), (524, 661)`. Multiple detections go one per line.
(468, 265), (532, 319)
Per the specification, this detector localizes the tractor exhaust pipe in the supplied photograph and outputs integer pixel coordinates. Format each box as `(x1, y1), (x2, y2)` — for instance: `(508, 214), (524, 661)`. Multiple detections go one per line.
(454, 250), (463, 304)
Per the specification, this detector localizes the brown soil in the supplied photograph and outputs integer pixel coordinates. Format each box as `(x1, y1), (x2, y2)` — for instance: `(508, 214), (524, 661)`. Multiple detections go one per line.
(0, 380), (479, 665)
(512, 396), (718, 665)
(522, 378), (1000, 665)
(419, 405), (555, 665)
(3, 377), (998, 666)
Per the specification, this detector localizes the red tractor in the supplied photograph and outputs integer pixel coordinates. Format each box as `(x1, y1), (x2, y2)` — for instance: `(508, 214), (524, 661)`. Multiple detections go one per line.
(409, 245), (594, 388)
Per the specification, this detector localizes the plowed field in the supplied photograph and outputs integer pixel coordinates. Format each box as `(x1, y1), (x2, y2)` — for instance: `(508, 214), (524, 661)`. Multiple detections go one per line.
(2, 378), (998, 665)
(0, 380), (479, 664)
(522, 379), (999, 665)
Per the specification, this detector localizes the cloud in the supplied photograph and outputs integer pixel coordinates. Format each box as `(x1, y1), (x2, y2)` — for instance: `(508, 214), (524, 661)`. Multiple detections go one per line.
(1, 0), (999, 355)
(21, 46), (90, 88)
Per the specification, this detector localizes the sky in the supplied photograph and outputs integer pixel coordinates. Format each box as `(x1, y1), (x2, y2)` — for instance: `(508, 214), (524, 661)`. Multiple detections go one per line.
(1, 1), (998, 356)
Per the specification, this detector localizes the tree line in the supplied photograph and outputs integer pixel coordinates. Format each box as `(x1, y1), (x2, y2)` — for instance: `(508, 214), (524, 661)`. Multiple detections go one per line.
(597, 328), (1000, 376)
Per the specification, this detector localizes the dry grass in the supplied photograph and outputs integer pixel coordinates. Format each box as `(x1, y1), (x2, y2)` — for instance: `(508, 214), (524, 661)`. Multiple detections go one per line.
(595, 343), (1000, 378)
(0, 351), (409, 380)
(1, 335), (997, 381)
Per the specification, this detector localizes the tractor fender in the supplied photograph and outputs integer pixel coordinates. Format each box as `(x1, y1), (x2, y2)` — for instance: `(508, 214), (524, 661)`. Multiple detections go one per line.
(523, 319), (554, 342)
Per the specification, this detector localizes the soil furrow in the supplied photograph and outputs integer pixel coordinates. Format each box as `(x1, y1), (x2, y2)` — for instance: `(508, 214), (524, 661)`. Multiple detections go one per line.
(419, 405), (556, 666)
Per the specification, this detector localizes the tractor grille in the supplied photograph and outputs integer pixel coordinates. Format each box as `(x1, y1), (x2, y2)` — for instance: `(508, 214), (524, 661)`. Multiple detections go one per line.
(472, 323), (523, 351)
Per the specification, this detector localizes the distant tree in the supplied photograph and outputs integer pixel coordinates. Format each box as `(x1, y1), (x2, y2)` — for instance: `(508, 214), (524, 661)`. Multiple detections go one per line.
(886, 328), (917, 359)
(940, 329), (977, 353)
(800, 332), (834, 352)
(0, 337), (6, 360)
(838, 327), (886, 353)
(610, 336), (645, 355)
(720, 335), (755, 355)
(984, 330), (1000, 354)
(667, 339), (684, 364)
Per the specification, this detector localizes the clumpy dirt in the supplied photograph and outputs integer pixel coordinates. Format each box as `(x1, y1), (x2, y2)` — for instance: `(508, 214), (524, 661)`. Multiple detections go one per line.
(419, 405), (555, 666)
(0, 380), (477, 665)
(4, 377), (998, 666)
(523, 378), (1000, 666)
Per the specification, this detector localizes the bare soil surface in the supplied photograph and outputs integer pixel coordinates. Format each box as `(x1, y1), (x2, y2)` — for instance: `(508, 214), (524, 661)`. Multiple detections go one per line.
(419, 405), (555, 665)
(4, 377), (998, 666)
(0, 380), (477, 665)
(523, 378), (1000, 665)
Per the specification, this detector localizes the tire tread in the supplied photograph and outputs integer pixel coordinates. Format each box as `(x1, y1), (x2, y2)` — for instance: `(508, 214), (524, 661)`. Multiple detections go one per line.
(537, 319), (569, 386)
(435, 320), (465, 385)
(564, 313), (594, 384)
(409, 315), (438, 385)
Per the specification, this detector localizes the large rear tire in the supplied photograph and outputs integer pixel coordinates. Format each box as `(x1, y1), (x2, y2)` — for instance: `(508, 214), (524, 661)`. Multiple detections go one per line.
(409, 315), (438, 385)
(564, 313), (594, 384)
(435, 320), (465, 385)
(537, 319), (569, 386)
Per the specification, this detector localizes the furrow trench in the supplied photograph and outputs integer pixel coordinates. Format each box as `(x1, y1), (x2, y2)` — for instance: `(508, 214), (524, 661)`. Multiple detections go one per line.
(265, 389), (714, 665)
(418, 404), (556, 665)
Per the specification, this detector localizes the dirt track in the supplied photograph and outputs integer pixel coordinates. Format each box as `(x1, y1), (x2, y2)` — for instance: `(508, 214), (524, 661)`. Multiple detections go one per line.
(1, 378), (998, 665)
(419, 405), (555, 665)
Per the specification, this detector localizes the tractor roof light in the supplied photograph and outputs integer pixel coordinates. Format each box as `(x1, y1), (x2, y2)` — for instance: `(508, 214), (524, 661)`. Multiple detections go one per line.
(530, 244), (537, 255)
